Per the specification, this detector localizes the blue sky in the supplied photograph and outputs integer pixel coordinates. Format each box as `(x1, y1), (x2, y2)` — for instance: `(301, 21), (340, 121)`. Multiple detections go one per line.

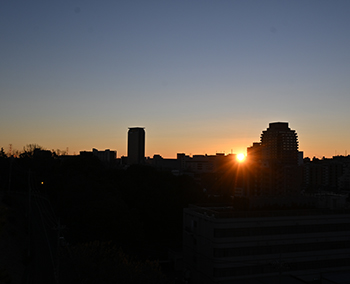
(1, 0), (350, 158)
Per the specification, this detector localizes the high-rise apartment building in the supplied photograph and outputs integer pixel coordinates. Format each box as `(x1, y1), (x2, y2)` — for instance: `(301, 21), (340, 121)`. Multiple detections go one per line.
(248, 122), (302, 196)
(127, 127), (145, 165)
(260, 122), (299, 165)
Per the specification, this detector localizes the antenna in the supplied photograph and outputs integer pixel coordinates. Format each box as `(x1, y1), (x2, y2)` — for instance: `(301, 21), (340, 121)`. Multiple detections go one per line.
(9, 144), (12, 156)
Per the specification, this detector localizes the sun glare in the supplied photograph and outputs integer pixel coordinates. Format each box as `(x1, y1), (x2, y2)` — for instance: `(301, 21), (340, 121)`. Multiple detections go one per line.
(237, 153), (245, 162)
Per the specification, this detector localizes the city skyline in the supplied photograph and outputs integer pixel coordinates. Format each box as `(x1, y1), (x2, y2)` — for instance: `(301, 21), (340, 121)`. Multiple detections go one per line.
(1, 1), (350, 158)
(2, 121), (344, 160)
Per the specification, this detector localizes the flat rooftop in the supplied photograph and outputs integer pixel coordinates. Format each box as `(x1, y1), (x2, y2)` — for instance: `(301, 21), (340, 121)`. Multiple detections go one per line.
(186, 204), (350, 219)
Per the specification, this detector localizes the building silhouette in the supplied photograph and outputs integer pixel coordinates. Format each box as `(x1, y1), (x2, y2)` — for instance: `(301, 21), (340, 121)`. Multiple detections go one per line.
(303, 155), (350, 192)
(247, 122), (302, 196)
(92, 148), (116, 163)
(148, 152), (234, 174)
(80, 148), (116, 163)
(260, 122), (299, 165)
(127, 127), (145, 165)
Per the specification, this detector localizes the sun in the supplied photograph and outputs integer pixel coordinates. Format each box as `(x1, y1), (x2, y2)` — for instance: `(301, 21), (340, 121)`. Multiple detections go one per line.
(237, 153), (245, 162)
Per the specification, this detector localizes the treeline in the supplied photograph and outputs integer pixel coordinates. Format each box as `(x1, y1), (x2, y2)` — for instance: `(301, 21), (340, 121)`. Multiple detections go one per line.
(0, 145), (204, 253)
(0, 145), (207, 282)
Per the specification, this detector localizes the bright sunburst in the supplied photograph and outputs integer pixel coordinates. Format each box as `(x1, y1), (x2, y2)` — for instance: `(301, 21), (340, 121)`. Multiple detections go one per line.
(237, 153), (245, 162)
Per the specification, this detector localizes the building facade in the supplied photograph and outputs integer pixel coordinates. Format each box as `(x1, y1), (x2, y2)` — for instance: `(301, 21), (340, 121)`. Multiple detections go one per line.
(260, 122), (299, 165)
(183, 205), (350, 283)
(303, 156), (350, 192)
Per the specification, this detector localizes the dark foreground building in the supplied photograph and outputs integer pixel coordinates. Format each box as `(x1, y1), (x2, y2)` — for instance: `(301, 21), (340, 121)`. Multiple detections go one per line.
(183, 205), (350, 283)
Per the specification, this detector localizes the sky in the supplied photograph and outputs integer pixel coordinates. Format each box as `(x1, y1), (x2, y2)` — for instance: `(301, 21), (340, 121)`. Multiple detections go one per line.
(1, 0), (350, 158)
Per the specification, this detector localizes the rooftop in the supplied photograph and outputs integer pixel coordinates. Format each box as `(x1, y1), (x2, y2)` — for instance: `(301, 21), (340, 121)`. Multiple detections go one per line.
(186, 204), (350, 219)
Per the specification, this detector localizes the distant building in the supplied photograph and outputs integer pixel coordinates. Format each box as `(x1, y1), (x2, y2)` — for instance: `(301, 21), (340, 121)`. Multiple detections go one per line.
(127, 127), (145, 165)
(150, 154), (181, 171)
(79, 148), (116, 163)
(92, 148), (116, 163)
(183, 205), (350, 284)
(303, 155), (350, 192)
(148, 152), (235, 174)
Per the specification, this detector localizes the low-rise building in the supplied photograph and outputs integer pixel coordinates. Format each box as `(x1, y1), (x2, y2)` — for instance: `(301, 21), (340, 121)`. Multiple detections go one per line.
(183, 205), (350, 283)
(79, 148), (116, 163)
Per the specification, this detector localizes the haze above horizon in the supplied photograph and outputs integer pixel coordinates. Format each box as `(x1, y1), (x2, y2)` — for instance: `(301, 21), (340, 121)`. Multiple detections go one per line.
(1, 1), (350, 159)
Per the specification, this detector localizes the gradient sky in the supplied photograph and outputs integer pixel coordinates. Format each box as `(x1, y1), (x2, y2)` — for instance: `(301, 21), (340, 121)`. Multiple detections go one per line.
(1, 0), (350, 158)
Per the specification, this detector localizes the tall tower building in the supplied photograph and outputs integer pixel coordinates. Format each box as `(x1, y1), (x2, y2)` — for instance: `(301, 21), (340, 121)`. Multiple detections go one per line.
(261, 122), (300, 195)
(248, 122), (301, 196)
(127, 127), (145, 165)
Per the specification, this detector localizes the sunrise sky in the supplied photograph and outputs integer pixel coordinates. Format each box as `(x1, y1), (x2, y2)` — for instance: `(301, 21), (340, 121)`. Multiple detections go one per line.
(1, 1), (350, 158)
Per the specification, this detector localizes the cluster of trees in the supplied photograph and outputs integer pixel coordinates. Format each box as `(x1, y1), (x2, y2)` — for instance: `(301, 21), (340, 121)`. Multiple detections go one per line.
(0, 144), (68, 159)
(60, 241), (169, 284)
(1, 144), (206, 281)
(49, 156), (203, 250)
